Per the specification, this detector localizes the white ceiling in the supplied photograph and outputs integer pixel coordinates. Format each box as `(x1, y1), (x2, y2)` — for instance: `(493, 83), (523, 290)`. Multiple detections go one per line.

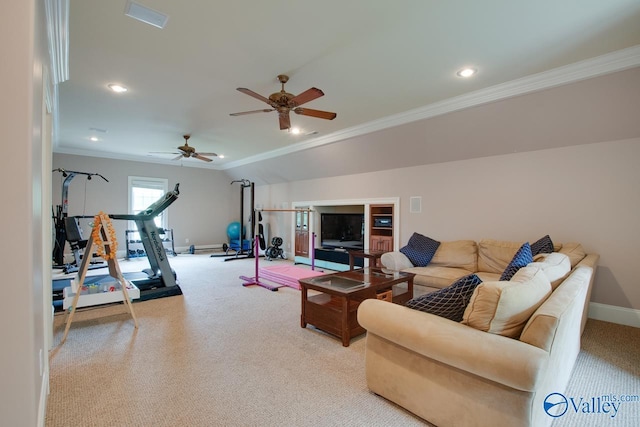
(55, 0), (640, 172)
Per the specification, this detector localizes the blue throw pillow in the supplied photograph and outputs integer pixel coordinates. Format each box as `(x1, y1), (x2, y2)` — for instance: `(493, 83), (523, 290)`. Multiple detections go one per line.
(405, 274), (482, 322)
(531, 235), (554, 256)
(500, 242), (533, 281)
(399, 233), (440, 267)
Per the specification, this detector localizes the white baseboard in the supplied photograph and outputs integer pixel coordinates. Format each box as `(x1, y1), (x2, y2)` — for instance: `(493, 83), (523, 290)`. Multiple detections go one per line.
(588, 302), (640, 328)
(38, 369), (49, 427)
(174, 243), (224, 254)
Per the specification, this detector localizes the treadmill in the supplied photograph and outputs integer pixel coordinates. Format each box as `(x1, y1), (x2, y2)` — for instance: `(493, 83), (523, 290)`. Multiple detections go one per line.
(110, 183), (182, 300)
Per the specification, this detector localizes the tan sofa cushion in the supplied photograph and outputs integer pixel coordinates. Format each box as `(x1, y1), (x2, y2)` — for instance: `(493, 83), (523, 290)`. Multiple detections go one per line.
(429, 240), (478, 271)
(528, 252), (571, 290)
(558, 242), (586, 268)
(402, 266), (474, 289)
(462, 266), (552, 338)
(477, 239), (525, 274)
(475, 271), (501, 282)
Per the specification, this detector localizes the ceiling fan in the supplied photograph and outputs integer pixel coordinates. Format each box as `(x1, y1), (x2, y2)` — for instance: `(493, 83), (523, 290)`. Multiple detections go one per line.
(230, 74), (337, 130)
(151, 135), (217, 162)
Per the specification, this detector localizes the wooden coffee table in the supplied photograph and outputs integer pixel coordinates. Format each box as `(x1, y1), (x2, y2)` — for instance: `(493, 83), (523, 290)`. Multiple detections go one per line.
(299, 268), (415, 346)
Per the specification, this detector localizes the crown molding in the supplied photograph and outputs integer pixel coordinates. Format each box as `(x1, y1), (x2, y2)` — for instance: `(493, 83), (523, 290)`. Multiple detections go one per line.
(44, 0), (69, 85)
(222, 44), (640, 170)
(54, 147), (222, 170)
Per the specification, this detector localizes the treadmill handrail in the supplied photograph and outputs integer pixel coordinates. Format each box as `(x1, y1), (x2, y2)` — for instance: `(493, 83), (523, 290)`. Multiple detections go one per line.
(110, 184), (180, 221)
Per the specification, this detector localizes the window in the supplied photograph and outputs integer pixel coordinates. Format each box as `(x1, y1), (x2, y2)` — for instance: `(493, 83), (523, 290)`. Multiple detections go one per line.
(128, 176), (168, 233)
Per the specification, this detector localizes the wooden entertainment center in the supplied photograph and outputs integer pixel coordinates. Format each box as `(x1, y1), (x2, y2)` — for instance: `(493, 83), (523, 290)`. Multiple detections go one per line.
(369, 204), (394, 252)
(293, 201), (396, 270)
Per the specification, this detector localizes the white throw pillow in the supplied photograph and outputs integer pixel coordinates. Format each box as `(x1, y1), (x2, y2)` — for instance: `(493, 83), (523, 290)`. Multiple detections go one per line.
(462, 266), (552, 338)
(528, 252), (571, 290)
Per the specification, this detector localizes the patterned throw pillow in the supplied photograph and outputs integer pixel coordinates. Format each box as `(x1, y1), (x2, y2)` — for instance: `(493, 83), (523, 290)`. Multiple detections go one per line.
(405, 274), (482, 321)
(399, 233), (440, 267)
(531, 235), (554, 256)
(500, 242), (533, 281)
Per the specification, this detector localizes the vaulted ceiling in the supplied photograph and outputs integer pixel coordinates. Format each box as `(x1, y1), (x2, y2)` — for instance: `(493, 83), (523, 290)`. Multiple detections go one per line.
(56, 0), (640, 183)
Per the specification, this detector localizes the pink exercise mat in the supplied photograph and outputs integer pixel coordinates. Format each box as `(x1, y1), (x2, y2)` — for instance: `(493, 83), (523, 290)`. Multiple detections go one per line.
(259, 265), (325, 290)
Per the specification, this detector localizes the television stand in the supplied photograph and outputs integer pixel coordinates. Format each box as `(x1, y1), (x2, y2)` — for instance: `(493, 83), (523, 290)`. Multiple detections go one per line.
(315, 248), (364, 269)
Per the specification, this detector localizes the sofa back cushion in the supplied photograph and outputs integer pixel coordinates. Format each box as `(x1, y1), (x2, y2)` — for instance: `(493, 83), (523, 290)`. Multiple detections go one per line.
(558, 242), (586, 268)
(429, 240), (478, 272)
(462, 266), (552, 338)
(477, 239), (525, 274)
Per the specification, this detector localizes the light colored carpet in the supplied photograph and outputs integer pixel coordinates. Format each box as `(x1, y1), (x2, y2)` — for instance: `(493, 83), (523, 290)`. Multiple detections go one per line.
(553, 317), (640, 426)
(46, 255), (639, 426)
(47, 255), (427, 426)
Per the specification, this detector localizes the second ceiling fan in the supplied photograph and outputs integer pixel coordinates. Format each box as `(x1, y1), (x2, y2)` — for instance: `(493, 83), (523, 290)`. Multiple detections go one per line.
(230, 74), (337, 130)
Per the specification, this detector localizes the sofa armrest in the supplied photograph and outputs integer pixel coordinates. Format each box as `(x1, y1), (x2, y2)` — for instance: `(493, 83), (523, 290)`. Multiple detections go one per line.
(380, 251), (413, 271)
(357, 299), (549, 392)
(575, 253), (599, 334)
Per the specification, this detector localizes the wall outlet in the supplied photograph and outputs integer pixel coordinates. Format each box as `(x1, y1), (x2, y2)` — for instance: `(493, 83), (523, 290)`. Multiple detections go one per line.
(185, 238), (190, 244)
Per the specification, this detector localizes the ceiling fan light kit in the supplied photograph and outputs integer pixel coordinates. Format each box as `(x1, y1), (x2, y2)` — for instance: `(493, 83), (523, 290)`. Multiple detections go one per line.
(230, 74), (337, 130)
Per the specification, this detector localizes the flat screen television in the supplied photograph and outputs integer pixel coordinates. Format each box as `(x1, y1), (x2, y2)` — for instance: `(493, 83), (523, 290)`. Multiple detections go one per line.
(320, 213), (364, 250)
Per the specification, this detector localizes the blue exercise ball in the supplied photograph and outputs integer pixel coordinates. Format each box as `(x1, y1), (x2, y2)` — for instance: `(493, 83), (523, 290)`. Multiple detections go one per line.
(227, 221), (243, 240)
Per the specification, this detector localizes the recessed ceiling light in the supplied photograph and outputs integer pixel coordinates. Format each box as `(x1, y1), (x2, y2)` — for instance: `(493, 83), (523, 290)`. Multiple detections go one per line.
(456, 68), (477, 78)
(90, 137), (99, 142)
(218, 155), (225, 159)
(289, 127), (302, 135)
(108, 84), (128, 93)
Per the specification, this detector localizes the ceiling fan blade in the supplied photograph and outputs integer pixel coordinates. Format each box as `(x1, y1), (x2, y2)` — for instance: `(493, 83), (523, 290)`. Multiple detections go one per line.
(230, 108), (274, 116)
(193, 154), (213, 162)
(279, 111), (291, 130)
(172, 154), (183, 161)
(236, 88), (271, 105)
(149, 151), (181, 155)
(288, 87), (324, 107)
(293, 107), (337, 120)
(196, 152), (217, 156)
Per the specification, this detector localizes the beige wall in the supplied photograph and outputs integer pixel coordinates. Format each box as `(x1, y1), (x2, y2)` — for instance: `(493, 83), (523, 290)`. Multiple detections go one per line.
(1, 0), (48, 425)
(258, 138), (640, 311)
(52, 154), (239, 251)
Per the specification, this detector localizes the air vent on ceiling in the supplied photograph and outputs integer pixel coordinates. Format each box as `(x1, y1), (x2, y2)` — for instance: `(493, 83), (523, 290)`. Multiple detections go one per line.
(125, 1), (169, 29)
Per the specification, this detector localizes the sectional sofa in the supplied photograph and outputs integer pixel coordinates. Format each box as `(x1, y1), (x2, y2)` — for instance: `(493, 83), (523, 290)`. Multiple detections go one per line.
(357, 238), (598, 427)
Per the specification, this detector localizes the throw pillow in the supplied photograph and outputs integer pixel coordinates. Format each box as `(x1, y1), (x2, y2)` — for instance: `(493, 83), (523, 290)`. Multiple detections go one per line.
(399, 233), (440, 267)
(499, 242), (533, 281)
(531, 235), (554, 256)
(527, 252), (571, 290)
(405, 274), (482, 322)
(462, 266), (552, 338)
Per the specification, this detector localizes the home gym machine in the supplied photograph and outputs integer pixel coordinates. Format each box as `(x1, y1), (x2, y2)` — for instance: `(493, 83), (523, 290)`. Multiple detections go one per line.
(212, 179), (265, 261)
(110, 183), (183, 300)
(52, 168), (109, 272)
